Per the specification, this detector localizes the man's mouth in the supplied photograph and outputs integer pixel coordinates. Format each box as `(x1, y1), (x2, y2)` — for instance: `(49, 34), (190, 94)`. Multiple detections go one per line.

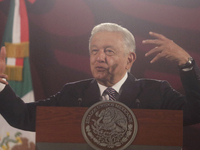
(96, 66), (107, 71)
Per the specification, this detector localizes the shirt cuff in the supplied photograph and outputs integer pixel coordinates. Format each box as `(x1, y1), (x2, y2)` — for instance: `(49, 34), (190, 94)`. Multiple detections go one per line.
(182, 67), (193, 72)
(0, 78), (6, 92)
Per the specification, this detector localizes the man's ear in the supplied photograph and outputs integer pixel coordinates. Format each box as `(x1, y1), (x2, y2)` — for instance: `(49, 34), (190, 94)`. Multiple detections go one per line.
(126, 52), (136, 70)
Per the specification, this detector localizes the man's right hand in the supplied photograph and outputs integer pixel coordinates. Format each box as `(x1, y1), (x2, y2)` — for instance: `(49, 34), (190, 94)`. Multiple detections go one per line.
(0, 46), (8, 85)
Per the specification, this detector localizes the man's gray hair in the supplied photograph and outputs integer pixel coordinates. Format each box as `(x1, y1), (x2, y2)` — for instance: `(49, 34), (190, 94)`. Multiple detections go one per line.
(89, 23), (136, 53)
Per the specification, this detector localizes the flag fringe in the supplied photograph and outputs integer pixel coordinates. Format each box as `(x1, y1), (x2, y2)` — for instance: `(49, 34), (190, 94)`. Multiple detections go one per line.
(5, 42), (29, 58)
(5, 66), (23, 81)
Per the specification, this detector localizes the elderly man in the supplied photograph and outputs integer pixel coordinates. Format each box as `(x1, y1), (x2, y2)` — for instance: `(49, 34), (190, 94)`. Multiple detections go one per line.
(0, 23), (200, 131)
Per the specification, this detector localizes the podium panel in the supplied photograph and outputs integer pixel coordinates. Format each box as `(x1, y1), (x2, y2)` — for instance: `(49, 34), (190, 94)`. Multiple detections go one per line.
(36, 106), (183, 150)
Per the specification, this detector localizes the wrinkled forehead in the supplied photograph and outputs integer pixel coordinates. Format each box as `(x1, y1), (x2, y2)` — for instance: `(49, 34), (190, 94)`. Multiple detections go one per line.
(89, 31), (125, 46)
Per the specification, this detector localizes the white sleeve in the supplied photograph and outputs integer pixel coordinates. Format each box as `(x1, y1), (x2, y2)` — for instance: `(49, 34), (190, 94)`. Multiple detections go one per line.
(182, 67), (193, 72)
(0, 79), (6, 92)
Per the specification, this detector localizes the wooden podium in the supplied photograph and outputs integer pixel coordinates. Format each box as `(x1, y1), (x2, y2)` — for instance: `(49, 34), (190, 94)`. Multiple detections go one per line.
(36, 106), (183, 150)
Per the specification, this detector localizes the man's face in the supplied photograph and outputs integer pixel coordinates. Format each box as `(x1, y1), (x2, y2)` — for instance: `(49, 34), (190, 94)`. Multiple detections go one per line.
(89, 31), (135, 87)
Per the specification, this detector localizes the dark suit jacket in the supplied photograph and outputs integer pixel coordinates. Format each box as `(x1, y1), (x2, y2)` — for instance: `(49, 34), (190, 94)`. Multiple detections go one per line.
(0, 62), (200, 131)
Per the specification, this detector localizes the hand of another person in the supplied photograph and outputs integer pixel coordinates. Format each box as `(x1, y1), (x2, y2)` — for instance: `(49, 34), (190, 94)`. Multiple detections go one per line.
(143, 32), (191, 66)
(0, 46), (8, 84)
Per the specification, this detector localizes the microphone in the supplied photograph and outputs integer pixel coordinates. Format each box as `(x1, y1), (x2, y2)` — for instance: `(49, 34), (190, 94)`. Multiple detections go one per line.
(135, 99), (140, 108)
(78, 98), (82, 107)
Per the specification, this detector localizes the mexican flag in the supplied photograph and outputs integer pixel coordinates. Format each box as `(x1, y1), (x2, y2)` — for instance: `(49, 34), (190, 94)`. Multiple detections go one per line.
(0, 0), (35, 149)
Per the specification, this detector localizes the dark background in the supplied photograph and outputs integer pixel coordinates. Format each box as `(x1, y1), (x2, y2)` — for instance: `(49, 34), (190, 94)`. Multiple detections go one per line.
(0, 0), (200, 149)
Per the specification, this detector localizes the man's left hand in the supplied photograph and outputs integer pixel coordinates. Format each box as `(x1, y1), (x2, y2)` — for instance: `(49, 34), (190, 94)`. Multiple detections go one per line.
(143, 32), (191, 66)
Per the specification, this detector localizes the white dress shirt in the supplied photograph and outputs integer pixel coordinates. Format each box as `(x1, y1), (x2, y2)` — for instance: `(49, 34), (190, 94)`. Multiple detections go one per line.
(97, 73), (128, 101)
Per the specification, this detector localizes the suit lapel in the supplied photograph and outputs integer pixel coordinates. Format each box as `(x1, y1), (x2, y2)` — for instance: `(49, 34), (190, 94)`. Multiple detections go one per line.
(118, 73), (141, 108)
(82, 79), (101, 107)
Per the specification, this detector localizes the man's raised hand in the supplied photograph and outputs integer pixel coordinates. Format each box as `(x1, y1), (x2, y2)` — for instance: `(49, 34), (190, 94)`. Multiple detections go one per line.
(0, 47), (8, 84)
(143, 32), (191, 66)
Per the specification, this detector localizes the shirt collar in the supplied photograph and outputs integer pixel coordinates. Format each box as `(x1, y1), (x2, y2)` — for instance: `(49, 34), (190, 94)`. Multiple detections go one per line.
(97, 73), (128, 96)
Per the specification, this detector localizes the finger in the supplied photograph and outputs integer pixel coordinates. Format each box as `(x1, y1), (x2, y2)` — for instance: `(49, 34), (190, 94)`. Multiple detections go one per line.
(145, 46), (164, 57)
(0, 78), (8, 85)
(149, 32), (168, 40)
(142, 39), (164, 46)
(0, 74), (8, 85)
(0, 47), (6, 74)
(149, 52), (166, 63)
(0, 74), (8, 79)
(0, 46), (6, 60)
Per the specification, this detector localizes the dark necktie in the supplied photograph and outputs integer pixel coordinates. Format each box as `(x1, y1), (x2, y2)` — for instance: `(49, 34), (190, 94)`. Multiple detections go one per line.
(104, 87), (117, 101)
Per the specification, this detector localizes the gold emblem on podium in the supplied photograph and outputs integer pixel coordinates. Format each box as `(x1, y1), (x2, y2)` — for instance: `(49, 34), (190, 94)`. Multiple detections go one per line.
(81, 101), (138, 150)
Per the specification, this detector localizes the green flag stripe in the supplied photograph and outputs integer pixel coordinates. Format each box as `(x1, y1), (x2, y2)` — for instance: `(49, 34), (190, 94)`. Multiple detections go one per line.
(1, 0), (34, 99)
(1, 0), (15, 46)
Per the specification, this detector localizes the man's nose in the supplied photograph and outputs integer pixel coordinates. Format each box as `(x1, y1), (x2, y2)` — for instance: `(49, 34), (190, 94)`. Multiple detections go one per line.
(97, 50), (106, 62)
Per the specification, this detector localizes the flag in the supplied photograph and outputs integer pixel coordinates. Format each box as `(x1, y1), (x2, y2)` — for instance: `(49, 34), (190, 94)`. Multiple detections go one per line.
(0, 0), (35, 149)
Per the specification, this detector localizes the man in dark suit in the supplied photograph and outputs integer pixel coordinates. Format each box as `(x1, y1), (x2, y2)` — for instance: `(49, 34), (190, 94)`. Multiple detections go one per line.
(0, 23), (200, 131)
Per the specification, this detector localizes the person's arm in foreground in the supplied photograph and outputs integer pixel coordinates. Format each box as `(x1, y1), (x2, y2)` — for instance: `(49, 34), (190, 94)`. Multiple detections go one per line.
(143, 32), (200, 126)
